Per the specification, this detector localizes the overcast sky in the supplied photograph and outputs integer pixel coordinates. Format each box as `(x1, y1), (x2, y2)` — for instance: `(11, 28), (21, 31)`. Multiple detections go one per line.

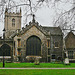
(0, 0), (73, 36)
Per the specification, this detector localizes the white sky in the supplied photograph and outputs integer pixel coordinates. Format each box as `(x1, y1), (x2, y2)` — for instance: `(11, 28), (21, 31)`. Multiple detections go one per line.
(0, 0), (73, 36)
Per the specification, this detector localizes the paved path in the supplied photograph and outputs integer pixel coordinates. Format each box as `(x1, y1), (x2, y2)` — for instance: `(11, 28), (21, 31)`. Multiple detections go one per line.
(0, 68), (75, 69)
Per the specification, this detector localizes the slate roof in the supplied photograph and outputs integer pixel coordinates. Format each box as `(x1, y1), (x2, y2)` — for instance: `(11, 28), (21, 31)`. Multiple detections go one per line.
(65, 31), (75, 49)
(65, 31), (75, 40)
(42, 26), (62, 35)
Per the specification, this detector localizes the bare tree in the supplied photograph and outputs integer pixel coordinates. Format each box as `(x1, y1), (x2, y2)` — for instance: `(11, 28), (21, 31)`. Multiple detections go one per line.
(19, 0), (75, 28)
(0, 0), (74, 30)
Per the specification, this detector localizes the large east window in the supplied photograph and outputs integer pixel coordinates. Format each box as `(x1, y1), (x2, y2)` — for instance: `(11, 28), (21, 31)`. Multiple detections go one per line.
(26, 36), (41, 56)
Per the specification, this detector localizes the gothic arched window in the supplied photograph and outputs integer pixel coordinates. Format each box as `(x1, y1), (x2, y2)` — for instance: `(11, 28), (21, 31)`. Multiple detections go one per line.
(26, 35), (41, 56)
(0, 44), (11, 56)
(12, 18), (15, 27)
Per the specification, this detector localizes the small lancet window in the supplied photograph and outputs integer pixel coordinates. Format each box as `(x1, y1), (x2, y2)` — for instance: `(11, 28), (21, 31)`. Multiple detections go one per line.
(47, 40), (50, 47)
(54, 42), (59, 48)
(12, 18), (15, 27)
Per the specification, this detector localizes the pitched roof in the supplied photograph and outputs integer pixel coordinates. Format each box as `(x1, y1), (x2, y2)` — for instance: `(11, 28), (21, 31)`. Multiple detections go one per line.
(65, 31), (75, 40)
(65, 31), (75, 49)
(42, 26), (62, 35)
(20, 24), (48, 36)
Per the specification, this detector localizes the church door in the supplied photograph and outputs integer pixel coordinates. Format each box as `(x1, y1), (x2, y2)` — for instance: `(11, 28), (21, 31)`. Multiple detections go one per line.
(26, 36), (41, 56)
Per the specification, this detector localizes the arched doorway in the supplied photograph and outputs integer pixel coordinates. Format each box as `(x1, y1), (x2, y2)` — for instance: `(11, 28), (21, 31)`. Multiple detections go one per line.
(0, 44), (11, 56)
(26, 35), (41, 56)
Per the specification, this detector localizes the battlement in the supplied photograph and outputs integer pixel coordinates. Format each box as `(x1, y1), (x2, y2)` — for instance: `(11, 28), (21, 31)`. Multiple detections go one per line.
(5, 7), (21, 17)
(4, 7), (21, 39)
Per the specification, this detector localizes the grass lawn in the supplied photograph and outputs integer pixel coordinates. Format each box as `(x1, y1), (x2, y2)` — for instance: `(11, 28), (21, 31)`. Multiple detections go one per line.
(0, 63), (75, 68)
(0, 69), (75, 75)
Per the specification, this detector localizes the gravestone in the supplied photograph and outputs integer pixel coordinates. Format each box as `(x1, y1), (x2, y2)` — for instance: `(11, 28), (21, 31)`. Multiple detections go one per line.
(64, 58), (69, 65)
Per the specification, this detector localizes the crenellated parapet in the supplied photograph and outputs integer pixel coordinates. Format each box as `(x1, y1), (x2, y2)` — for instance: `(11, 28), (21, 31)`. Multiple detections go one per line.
(4, 7), (22, 39)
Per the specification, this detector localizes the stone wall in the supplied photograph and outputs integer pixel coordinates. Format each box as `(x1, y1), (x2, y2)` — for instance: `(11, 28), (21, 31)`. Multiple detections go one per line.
(50, 35), (63, 60)
(20, 25), (48, 62)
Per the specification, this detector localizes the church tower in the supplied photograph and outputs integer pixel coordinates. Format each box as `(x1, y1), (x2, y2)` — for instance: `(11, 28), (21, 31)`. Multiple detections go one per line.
(4, 7), (21, 38)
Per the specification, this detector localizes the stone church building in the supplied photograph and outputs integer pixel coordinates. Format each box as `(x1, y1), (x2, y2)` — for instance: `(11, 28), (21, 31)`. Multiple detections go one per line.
(65, 31), (75, 62)
(0, 8), (63, 62)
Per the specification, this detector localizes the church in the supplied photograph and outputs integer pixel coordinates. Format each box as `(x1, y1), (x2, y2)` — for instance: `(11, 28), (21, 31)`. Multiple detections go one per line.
(0, 8), (64, 62)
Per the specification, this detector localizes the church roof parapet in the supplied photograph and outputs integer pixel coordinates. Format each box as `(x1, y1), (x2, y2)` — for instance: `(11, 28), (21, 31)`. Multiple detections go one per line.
(20, 22), (50, 36)
(9, 29), (21, 38)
